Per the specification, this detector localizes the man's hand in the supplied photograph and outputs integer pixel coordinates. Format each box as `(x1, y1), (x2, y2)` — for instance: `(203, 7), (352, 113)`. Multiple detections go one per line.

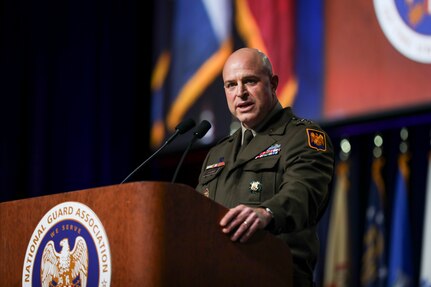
(219, 204), (273, 243)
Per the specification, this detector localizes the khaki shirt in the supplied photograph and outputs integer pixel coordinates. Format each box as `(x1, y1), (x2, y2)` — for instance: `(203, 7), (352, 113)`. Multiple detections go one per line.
(196, 107), (335, 281)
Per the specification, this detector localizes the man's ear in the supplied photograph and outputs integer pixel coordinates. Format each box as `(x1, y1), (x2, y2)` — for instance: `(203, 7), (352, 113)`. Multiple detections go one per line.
(270, 75), (279, 94)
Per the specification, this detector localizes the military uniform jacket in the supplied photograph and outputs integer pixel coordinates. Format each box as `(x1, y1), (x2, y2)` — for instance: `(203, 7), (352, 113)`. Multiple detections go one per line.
(196, 107), (334, 281)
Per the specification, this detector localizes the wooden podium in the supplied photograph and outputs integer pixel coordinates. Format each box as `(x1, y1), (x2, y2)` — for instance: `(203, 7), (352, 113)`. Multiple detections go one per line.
(0, 181), (292, 286)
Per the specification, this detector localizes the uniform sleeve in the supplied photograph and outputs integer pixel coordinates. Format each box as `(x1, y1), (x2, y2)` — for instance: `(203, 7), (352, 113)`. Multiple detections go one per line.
(260, 125), (335, 234)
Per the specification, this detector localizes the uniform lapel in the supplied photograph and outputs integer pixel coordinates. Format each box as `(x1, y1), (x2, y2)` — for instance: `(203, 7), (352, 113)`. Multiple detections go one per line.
(226, 129), (242, 166)
(228, 108), (294, 172)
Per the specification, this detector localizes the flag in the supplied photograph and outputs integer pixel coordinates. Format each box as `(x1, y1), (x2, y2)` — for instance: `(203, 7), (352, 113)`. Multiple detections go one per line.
(235, 0), (297, 107)
(151, 0), (301, 148)
(151, 0), (173, 148)
(420, 152), (431, 287)
(151, 0), (233, 147)
(324, 161), (350, 287)
(294, 0), (325, 120)
(387, 153), (413, 287)
(361, 157), (387, 287)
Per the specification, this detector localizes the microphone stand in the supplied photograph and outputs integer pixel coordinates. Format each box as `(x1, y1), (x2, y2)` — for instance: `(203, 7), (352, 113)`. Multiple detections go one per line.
(171, 120), (211, 184)
(120, 118), (196, 184)
(171, 137), (197, 184)
(121, 138), (171, 184)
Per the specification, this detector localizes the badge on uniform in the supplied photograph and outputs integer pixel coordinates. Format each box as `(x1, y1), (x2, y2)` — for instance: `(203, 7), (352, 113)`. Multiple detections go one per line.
(203, 161), (225, 177)
(249, 181), (262, 194)
(306, 128), (327, 151)
(203, 187), (210, 198)
(255, 144), (281, 159)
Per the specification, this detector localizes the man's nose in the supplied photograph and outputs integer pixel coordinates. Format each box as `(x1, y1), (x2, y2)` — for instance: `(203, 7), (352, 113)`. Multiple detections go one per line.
(236, 83), (247, 98)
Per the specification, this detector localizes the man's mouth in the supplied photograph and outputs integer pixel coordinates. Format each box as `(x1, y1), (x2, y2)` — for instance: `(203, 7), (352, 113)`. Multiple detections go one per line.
(236, 102), (254, 112)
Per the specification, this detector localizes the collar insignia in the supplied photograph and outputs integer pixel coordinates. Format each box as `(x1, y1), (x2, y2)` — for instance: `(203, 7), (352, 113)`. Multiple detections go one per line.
(306, 128), (327, 151)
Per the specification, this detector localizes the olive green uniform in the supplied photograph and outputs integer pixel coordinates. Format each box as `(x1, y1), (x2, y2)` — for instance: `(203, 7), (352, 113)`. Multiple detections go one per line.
(196, 107), (334, 285)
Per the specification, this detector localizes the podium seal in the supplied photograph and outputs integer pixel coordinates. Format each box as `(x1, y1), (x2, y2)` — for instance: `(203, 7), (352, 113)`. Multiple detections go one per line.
(22, 201), (112, 287)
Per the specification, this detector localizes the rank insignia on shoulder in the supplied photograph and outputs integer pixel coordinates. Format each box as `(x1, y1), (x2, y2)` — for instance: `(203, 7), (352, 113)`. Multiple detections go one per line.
(249, 181), (262, 194)
(306, 128), (327, 151)
(295, 117), (313, 125)
(255, 144), (281, 159)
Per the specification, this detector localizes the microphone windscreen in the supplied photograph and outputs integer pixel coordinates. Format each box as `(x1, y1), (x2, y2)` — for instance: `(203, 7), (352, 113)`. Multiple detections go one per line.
(175, 118), (196, 134)
(193, 120), (211, 139)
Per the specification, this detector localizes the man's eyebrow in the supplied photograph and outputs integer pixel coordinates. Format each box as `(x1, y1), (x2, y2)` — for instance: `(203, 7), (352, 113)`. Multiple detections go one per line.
(223, 80), (236, 87)
(242, 75), (260, 81)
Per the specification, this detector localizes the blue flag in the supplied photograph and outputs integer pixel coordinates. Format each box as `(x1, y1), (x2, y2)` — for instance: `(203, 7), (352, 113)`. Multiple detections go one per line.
(387, 153), (413, 287)
(151, 0), (233, 147)
(361, 157), (387, 287)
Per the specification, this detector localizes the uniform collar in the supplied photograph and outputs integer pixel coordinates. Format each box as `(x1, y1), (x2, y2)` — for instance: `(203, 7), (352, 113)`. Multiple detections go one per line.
(230, 106), (294, 144)
(254, 101), (283, 132)
(225, 107), (295, 171)
(240, 101), (283, 142)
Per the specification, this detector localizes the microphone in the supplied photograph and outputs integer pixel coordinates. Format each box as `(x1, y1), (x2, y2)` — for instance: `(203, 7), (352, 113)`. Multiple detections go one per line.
(120, 118), (196, 184)
(171, 120), (211, 184)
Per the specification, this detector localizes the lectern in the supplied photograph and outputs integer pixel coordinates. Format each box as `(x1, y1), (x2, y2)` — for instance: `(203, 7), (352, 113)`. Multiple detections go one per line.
(0, 181), (292, 286)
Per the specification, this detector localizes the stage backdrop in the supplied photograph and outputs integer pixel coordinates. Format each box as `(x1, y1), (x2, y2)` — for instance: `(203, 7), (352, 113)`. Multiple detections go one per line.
(150, 0), (431, 148)
(324, 0), (431, 121)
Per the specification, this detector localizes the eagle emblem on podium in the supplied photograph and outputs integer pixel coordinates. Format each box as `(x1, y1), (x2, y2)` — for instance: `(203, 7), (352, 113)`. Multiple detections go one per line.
(41, 236), (89, 287)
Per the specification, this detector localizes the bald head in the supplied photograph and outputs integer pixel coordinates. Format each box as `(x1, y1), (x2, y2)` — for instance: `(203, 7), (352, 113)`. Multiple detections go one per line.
(222, 48), (279, 129)
(223, 48), (273, 80)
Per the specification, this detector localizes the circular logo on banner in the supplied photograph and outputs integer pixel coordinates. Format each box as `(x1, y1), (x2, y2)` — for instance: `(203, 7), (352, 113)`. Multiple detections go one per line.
(22, 201), (112, 287)
(374, 0), (431, 63)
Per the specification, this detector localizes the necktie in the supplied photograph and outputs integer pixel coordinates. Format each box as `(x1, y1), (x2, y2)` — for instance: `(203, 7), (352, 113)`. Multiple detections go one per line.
(238, 129), (254, 156)
(242, 129), (254, 147)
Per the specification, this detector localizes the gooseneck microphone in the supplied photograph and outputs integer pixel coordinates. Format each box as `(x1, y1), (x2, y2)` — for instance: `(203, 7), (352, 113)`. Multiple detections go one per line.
(120, 118), (196, 184)
(171, 120), (211, 184)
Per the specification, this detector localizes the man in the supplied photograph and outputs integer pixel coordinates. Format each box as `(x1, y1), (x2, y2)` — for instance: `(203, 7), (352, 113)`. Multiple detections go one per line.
(196, 48), (334, 286)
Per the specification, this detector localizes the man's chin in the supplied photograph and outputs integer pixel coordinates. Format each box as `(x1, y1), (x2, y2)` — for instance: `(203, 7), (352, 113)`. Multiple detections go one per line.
(237, 116), (257, 129)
